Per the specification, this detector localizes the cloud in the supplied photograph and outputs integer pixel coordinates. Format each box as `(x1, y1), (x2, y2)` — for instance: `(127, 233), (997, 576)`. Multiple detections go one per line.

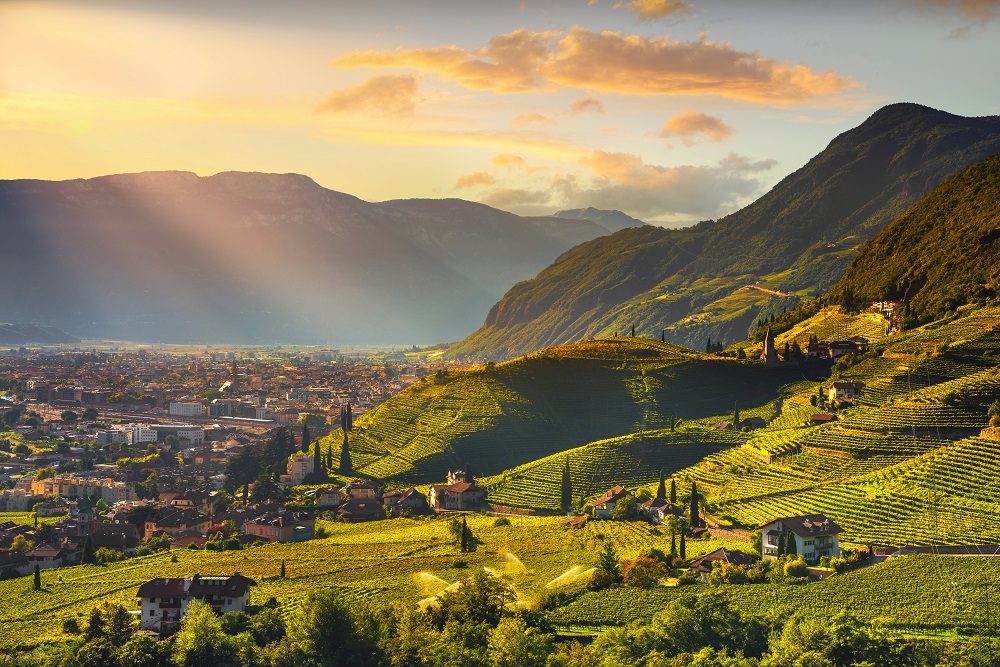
(455, 171), (496, 189)
(490, 154), (530, 170)
(317, 74), (420, 116)
(567, 97), (606, 115)
(512, 112), (557, 126)
(614, 0), (692, 20)
(332, 28), (857, 106)
(659, 111), (735, 144)
(916, 0), (999, 21)
(477, 150), (777, 220)
(333, 30), (559, 94)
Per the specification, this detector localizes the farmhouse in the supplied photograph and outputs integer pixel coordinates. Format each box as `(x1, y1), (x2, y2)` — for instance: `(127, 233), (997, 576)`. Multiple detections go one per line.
(688, 547), (757, 579)
(137, 572), (256, 633)
(828, 381), (862, 402)
(760, 514), (842, 561)
(338, 497), (386, 522)
(592, 486), (630, 518)
(428, 481), (486, 511)
(639, 497), (683, 524)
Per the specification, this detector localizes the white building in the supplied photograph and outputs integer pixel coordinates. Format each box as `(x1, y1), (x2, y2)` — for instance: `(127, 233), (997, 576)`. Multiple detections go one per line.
(760, 514), (842, 561)
(137, 573), (256, 633)
(279, 451), (314, 486)
(169, 402), (205, 418)
(110, 423), (158, 445)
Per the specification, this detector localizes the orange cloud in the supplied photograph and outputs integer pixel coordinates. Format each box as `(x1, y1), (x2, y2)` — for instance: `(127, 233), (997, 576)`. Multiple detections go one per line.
(568, 97), (606, 115)
(332, 30), (558, 94)
(512, 113), (557, 126)
(614, 0), (691, 20)
(455, 171), (496, 189)
(332, 28), (856, 105)
(917, 0), (999, 21)
(317, 74), (420, 116)
(490, 154), (530, 170)
(659, 112), (734, 144)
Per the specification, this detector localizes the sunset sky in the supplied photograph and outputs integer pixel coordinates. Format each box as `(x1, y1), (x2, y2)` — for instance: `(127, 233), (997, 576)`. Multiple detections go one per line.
(2, 0), (999, 225)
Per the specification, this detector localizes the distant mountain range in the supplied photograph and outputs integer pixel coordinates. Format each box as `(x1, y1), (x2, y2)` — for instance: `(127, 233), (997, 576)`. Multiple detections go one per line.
(553, 208), (645, 233)
(829, 151), (1000, 326)
(0, 172), (628, 344)
(449, 103), (1000, 359)
(0, 324), (78, 346)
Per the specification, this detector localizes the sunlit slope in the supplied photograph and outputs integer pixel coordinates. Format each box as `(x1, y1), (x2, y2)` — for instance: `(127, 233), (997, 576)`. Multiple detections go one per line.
(450, 103), (1000, 359)
(322, 338), (800, 483)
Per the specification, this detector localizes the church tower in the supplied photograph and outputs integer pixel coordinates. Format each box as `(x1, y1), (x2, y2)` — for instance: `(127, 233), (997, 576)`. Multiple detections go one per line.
(760, 328), (779, 367)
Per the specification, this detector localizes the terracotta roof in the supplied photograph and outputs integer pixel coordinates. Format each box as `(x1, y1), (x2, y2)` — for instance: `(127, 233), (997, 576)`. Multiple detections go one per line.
(762, 514), (842, 538)
(446, 482), (483, 494)
(594, 486), (629, 506)
(688, 547), (756, 572)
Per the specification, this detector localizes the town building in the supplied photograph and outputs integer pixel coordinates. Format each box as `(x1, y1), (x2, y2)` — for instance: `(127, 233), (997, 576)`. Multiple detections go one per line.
(137, 573), (256, 633)
(168, 402), (205, 418)
(279, 452), (314, 486)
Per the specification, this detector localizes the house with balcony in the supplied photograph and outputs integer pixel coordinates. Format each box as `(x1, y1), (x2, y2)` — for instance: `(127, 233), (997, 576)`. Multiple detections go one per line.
(760, 514), (842, 562)
(137, 572), (256, 633)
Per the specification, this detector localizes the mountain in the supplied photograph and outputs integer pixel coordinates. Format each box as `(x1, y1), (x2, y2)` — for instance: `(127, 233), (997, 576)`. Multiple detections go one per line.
(0, 173), (610, 344)
(449, 103), (1000, 359)
(0, 324), (79, 346)
(829, 152), (1000, 327)
(553, 207), (645, 233)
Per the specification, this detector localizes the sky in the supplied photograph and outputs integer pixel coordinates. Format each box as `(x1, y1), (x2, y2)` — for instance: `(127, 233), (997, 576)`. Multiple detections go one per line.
(2, 0), (999, 226)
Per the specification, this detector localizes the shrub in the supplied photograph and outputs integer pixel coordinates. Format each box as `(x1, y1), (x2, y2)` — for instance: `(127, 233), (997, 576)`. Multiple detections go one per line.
(493, 516), (511, 527)
(784, 558), (809, 578)
(676, 569), (700, 586)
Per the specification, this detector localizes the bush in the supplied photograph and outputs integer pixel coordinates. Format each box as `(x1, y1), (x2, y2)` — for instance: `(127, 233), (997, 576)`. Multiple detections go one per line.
(784, 558), (809, 578)
(830, 556), (849, 573)
(493, 516), (511, 527)
(62, 618), (80, 635)
(676, 569), (700, 586)
(622, 557), (668, 588)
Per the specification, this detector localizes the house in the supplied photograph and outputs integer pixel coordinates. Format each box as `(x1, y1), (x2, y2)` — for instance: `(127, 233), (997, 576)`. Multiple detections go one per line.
(828, 341), (863, 360)
(279, 451), (314, 486)
(428, 481), (486, 511)
(559, 515), (588, 528)
(306, 487), (341, 509)
(0, 549), (32, 579)
(342, 479), (378, 500)
(90, 523), (142, 555)
(741, 416), (768, 431)
(592, 486), (630, 518)
(337, 497), (385, 522)
(144, 509), (211, 539)
(25, 544), (66, 570)
(137, 572), (256, 633)
(760, 514), (842, 561)
(244, 512), (314, 542)
(828, 381), (862, 403)
(810, 413), (837, 426)
(688, 547), (757, 579)
(168, 491), (214, 515)
(639, 497), (684, 525)
(384, 488), (430, 517)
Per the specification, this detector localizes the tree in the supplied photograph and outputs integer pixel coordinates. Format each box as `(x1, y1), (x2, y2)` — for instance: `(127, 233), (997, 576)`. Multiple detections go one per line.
(327, 444), (334, 470)
(33, 563), (40, 591)
(287, 588), (379, 667)
(82, 534), (96, 565)
(173, 600), (239, 667)
(224, 446), (260, 504)
(690, 481), (700, 528)
(595, 542), (621, 581)
(777, 532), (786, 557)
(460, 516), (469, 552)
(733, 401), (740, 430)
(623, 557), (669, 588)
(670, 478), (677, 504)
(680, 531), (687, 560)
(786, 530), (797, 556)
(280, 560), (286, 578)
(105, 602), (137, 645)
(164, 434), (179, 451)
(657, 470), (666, 501)
(85, 606), (106, 641)
(340, 433), (353, 474)
(706, 337), (713, 353)
(11, 534), (33, 552)
(1, 408), (19, 427)
(630, 325), (635, 337)
(671, 532), (677, 558)
(487, 615), (553, 667)
(301, 422), (311, 454)
(313, 439), (323, 477)
(560, 457), (572, 512)
(250, 473), (283, 505)
(82, 407), (99, 421)
(61, 409), (78, 423)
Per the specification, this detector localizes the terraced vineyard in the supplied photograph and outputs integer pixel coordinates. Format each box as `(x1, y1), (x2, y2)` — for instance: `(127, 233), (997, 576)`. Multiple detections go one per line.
(320, 338), (801, 483)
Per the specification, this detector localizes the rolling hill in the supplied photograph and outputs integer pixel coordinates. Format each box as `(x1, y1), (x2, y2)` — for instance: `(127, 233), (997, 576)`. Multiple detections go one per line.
(0, 173), (611, 344)
(828, 152), (1000, 328)
(319, 337), (802, 484)
(449, 103), (1000, 359)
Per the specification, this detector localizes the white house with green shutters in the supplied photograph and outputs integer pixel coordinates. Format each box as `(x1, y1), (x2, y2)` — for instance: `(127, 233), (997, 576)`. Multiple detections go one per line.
(761, 514), (842, 561)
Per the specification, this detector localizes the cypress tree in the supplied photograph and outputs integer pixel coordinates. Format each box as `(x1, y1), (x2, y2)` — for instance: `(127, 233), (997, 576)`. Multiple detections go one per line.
(786, 530), (797, 556)
(670, 532), (677, 558)
(689, 482), (700, 528)
(301, 422), (310, 454)
(777, 532), (786, 557)
(661, 329), (665, 342)
(705, 337), (712, 353)
(82, 534), (96, 565)
(630, 325), (635, 337)
(280, 560), (286, 578)
(313, 439), (323, 476)
(670, 478), (677, 504)
(33, 563), (40, 591)
(679, 531), (686, 559)
(560, 457), (572, 513)
(733, 401), (740, 430)
(340, 433), (353, 474)
(657, 470), (666, 501)
(460, 517), (469, 552)
(326, 444), (333, 470)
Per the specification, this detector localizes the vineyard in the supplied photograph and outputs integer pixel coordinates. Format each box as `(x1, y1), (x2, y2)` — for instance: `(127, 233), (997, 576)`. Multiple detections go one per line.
(548, 555), (1000, 633)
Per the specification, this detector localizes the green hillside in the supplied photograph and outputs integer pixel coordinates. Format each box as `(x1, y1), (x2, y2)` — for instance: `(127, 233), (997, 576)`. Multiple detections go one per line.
(319, 338), (802, 483)
(449, 103), (1000, 359)
(830, 152), (1000, 328)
